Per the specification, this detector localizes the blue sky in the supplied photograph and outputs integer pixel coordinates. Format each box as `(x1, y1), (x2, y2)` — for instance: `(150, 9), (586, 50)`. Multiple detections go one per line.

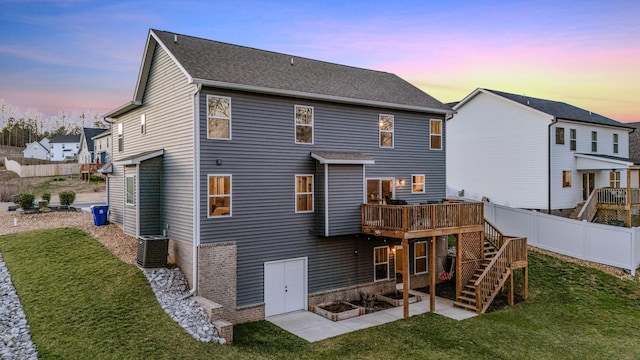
(1, 0), (638, 123)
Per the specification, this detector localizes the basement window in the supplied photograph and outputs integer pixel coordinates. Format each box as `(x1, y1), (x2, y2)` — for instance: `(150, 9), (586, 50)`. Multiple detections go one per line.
(374, 246), (389, 281)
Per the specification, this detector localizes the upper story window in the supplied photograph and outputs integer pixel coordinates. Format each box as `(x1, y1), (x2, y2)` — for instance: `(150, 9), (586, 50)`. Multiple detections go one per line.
(295, 175), (314, 213)
(569, 129), (576, 151)
(555, 127), (565, 145)
(430, 119), (442, 150)
(208, 175), (231, 217)
(374, 246), (389, 281)
(610, 171), (620, 188)
(613, 133), (619, 154)
(415, 242), (427, 274)
(379, 114), (394, 148)
(117, 122), (123, 152)
(140, 114), (146, 135)
(412, 175), (425, 193)
(295, 105), (313, 144)
(562, 171), (571, 188)
(591, 131), (597, 152)
(207, 95), (231, 140)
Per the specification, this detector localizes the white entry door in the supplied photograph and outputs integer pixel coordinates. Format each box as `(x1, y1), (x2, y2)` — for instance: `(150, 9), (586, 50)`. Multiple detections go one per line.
(264, 257), (307, 317)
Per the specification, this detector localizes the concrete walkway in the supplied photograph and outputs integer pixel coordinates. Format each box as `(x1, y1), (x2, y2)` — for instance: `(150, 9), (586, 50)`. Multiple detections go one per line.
(267, 295), (476, 342)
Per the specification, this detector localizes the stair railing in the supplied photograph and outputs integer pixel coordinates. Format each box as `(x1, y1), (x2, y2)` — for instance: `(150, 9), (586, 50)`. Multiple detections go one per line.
(577, 189), (598, 222)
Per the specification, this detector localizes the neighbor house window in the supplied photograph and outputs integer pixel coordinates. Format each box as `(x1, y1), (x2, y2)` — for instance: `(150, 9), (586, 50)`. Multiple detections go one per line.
(562, 171), (571, 188)
(569, 129), (577, 151)
(117, 122), (123, 152)
(556, 127), (565, 145)
(295, 105), (313, 144)
(207, 95), (231, 140)
(430, 119), (442, 150)
(412, 175), (425, 193)
(591, 131), (597, 152)
(295, 175), (314, 213)
(208, 175), (231, 217)
(613, 133), (619, 154)
(125, 175), (135, 205)
(140, 114), (146, 134)
(379, 114), (394, 148)
(374, 246), (389, 281)
(415, 242), (427, 274)
(610, 171), (621, 188)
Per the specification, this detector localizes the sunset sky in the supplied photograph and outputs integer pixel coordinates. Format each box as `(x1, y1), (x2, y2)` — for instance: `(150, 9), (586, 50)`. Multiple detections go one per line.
(1, 0), (638, 123)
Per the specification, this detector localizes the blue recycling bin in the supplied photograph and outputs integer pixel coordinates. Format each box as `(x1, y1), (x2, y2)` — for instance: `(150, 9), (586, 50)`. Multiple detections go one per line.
(91, 205), (109, 226)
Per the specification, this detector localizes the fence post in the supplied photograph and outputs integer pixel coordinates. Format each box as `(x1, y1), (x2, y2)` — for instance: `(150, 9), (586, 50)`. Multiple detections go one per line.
(631, 227), (636, 276)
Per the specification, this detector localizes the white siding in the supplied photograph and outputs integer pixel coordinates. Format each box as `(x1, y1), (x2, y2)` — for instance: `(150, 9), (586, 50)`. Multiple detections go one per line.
(447, 91), (551, 209)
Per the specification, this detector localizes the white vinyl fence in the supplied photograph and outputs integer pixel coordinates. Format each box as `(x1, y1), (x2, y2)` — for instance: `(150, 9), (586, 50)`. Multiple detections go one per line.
(484, 202), (640, 276)
(4, 157), (79, 177)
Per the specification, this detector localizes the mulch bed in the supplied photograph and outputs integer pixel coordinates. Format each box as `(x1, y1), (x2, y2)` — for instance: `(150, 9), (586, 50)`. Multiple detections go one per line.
(349, 299), (394, 314)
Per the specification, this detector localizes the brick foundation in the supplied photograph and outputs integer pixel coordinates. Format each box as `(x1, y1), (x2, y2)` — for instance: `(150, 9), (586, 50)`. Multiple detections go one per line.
(197, 242), (237, 323)
(168, 239), (194, 287)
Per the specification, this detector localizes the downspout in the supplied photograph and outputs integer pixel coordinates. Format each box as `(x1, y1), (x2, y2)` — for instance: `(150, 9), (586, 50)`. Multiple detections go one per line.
(181, 83), (203, 300)
(548, 117), (558, 214)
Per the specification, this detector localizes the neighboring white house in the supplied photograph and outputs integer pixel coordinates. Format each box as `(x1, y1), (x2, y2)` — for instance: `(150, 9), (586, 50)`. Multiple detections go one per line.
(92, 128), (111, 165)
(77, 127), (109, 164)
(22, 138), (50, 160)
(447, 88), (635, 211)
(49, 135), (81, 161)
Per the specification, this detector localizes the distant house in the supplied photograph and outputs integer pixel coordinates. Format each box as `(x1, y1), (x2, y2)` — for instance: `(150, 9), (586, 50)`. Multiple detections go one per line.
(447, 88), (635, 211)
(627, 122), (640, 160)
(49, 135), (80, 161)
(78, 127), (109, 164)
(22, 138), (50, 160)
(92, 128), (112, 165)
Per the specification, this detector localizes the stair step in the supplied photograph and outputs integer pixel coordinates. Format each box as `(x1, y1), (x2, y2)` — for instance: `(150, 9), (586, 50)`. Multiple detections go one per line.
(461, 290), (475, 297)
(453, 301), (478, 311)
(457, 294), (476, 303)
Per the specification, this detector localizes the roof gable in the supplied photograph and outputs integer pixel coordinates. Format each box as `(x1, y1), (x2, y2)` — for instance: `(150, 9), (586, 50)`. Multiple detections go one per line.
(105, 29), (451, 118)
(455, 88), (630, 130)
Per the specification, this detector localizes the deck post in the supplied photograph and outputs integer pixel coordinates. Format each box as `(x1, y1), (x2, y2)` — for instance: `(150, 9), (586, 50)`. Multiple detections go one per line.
(430, 235), (436, 312)
(627, 169), (632, 227)
(402, 236), (409, 319)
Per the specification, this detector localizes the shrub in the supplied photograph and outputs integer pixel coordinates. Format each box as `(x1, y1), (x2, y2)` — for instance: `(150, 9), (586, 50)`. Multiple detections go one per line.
(42, 192), (51, 202)
(59, 191), (76, 206)
(17, 193), (35, 210)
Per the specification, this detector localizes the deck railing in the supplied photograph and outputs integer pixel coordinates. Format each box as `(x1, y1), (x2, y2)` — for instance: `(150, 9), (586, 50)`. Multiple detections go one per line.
(473, 236), (527, 313)
(361, 202), (484, 234)
(595, 188), (640, 205)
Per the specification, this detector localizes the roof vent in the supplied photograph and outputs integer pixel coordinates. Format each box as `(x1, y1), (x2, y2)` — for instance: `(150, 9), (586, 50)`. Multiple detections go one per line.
(527, 100), (530, 105)
(174, 34), (178, 43)
(291, 57), (294, 66)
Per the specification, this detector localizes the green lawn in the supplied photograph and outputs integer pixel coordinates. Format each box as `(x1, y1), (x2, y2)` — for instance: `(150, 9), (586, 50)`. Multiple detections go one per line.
(1, 228), (639, 359)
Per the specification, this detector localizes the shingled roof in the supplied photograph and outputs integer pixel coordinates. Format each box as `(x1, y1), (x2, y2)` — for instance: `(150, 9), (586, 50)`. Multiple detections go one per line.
(484, 89), (631, 129)
(105, 29), (451, 118)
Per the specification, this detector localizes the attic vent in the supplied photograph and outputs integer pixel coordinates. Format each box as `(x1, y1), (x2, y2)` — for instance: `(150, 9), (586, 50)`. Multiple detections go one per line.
(174, 34), (178, 43)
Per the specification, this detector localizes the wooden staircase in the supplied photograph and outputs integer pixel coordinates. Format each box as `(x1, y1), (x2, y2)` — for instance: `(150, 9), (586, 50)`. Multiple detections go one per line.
(569, 202), (585, 220)
(453, 220), (528, 313)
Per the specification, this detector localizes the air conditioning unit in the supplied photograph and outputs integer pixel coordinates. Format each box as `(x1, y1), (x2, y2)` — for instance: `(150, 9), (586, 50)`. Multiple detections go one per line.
(136, 235), (169, 268)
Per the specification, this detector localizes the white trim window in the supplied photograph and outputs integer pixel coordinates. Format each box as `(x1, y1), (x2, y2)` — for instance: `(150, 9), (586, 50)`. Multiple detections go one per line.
(117, 122), (123, 152)
(562, 171), (571, 188)
(207, 95), (231, 140)
(555, 127), (565, 145)
(613, 133), (619, 154)
(208, 175), (232, 217)
(430, 119), (442, 150)
(414, 242), (427, 274)
(569, 128), (577, 151)
(374, 246), (389, 281)
(295, 105), (314, 144)
(295, 175), (314, 213)
(610, 171), (621, 188)
(591, 131), (597, 152)
(125, 175), (135, 205)
(379, 114), (394, 148)
(412, 175), (425, 193)
(140, 114), (146, 135)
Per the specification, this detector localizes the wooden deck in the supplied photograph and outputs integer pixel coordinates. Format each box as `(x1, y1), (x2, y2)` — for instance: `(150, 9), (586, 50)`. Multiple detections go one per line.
(361, 201), (484, 239)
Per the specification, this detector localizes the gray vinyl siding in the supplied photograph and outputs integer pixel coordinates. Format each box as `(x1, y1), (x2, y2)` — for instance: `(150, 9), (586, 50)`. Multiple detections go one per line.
(197, 89), (446, 306)
(315, 164), (326, 236)
(107, 43), (195, 243)
(327, 165), (364, 236)
(124, 165), (137, 237)
(139, 157), (163, 235)
(107, 162), (124, 225)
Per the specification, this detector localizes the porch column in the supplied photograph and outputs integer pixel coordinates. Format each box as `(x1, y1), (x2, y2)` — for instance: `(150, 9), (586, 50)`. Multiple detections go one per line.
(402, 236), (409, 319)
(628, 169), (632, 227)
(430, 235), (436, 312)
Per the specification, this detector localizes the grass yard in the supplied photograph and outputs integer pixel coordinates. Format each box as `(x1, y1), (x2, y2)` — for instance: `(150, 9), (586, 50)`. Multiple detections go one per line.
(1, 228), (640, 359)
